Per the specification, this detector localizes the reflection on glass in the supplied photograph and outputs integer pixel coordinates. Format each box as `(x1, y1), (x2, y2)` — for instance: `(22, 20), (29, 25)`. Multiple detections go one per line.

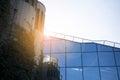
(60, 68), (65, 80)
(82, 43), (97, 52)
(67, 53), (81, 67)
(115, 52), (120, 66)
(43, 40), (50, 53)
(83, 53), (98, 66)
(44, 53), (50, 56)
(114, 47), (120, 51)
(43, 55), (58, 63)
(118, 67), (120, 79)
(51, 53), (65, 67)
(43, 36), (120, 80)
(100, 67), (118, 80)
(51, 40), (65, 53)
(98, 52), (115, 66)
(67, 68), (82, 80)
(66, 41), (81, 52)
(97, 44), (113, 52)
(83, 67), (100, 80)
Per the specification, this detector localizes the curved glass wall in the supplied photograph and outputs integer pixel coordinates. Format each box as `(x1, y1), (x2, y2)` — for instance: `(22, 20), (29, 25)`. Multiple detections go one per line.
(44, 36), (120, 80)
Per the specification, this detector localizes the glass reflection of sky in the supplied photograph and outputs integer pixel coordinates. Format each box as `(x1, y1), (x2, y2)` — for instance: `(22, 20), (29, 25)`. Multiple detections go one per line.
(83, 67), (100, 80)
(100, 67), (118, 80)
(67, 68), (82, 80)
(83, 53), (98, 66)
(66, 41), (81, 52)
(43, 37), (120, 80)
(67, 53), (82, 67)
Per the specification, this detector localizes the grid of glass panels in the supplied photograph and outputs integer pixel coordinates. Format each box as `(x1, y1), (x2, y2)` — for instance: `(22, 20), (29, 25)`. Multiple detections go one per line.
(44, 36), (120, 80)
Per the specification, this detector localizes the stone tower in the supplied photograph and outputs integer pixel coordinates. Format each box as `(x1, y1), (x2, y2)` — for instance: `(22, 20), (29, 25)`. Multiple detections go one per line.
(0, 0), (45, 80)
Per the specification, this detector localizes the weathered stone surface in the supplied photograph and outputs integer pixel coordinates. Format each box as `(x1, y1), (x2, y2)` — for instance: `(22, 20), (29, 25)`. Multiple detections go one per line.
(0, 1), (35, 80)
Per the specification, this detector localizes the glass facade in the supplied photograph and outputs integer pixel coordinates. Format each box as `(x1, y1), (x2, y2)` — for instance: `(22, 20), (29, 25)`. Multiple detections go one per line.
(44, 36), (120, 80)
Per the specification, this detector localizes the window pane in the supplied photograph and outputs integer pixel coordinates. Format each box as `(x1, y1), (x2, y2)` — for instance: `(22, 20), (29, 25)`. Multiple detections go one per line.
(117, 67), (120, 79)
(67, 53), (81, 67)
(83, 67), (100, 80)
(60, 68), (65, 80)
(83, 53), (98, 66)
(66, 41), (81, 52)
(51, 40), (65, 53)
(43, 40), (50, 53)
(100, 67), (118, 80)
(82, 43), (97, 52)
(97, 44), (113, 52)
(115, 52), (120, 66)
(98, 52), (115, 66)
(67, 68), (82, 80)
(51, 53), (65, 67)
(114, 47), (120, 51)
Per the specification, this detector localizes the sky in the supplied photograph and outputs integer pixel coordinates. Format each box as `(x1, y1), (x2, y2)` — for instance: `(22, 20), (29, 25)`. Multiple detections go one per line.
(39, 0), (120, 43)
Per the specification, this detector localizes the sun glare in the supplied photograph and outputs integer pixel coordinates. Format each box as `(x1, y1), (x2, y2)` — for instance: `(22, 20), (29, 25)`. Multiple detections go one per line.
(44, 30), (55, 37)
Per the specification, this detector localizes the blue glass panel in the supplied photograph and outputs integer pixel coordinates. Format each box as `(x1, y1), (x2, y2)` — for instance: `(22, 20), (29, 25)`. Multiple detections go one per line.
(118, 67), (120, 79)
(43, 40), (50, 53)
(51, 53), (65, 67)
(67, 68), (82, 80)
(115, 52), (120, 66)
(98, 52), (115, 66)
(114, 47), (120, 51)
(60, 68), (65, 80)
(100, 67), (118, 80)
(83, 67), (100, 80)
(66, 41), (81, 52)
(51, 40), (65, 53)
(67, 53), (81, 67)
(97, 44), (113, 52)
(82, 43), (97, 52)
(83, 53), (98, 66)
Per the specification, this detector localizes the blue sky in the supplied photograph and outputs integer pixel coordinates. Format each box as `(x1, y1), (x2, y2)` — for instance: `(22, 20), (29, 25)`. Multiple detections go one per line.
(39, 0), (120, 43)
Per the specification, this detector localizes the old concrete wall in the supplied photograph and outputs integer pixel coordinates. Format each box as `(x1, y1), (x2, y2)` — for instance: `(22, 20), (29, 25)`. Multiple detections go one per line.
(0, 0), (45, 80)
(15, 0), (36, 32)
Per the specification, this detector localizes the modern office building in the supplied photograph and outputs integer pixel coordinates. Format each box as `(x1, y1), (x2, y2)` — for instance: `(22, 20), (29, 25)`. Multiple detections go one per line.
(44, 33), (120, 80)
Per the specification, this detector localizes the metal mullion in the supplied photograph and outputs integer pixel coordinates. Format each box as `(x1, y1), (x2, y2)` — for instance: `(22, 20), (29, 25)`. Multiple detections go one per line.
(96, 43), (102, 80)
(65, 40), (67, 80)
(112, 47), (120, 80)
(81, 43), (84, 80)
